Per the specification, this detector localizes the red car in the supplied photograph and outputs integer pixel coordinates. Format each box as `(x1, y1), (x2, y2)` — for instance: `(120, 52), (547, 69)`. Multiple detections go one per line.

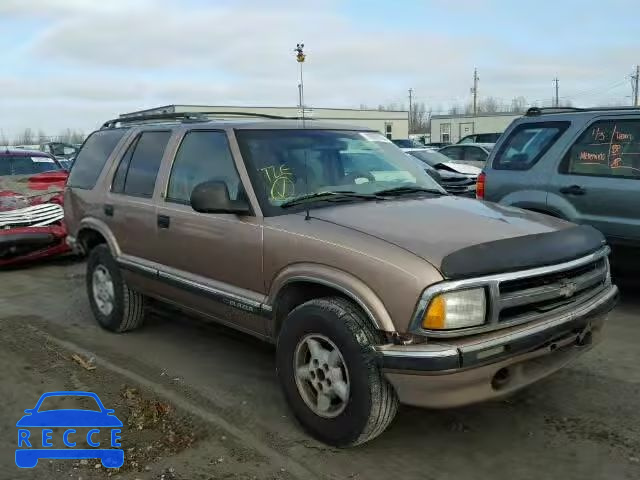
(0, 149), (69, 267)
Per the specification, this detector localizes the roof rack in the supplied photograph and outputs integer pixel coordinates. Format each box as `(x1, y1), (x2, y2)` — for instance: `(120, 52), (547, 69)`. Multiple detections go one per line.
(102, 110), (304, 129)
(526, 106), (640, 116)
(101, 112), (211, 129)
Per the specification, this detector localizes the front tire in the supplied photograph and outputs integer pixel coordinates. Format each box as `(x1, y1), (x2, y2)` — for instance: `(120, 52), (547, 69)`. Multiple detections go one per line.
(276, 297), (398, 447)
(86, 245), (146, 332)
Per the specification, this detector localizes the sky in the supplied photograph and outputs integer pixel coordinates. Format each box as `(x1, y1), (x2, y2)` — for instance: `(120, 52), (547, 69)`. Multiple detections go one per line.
(0, 0), (638, 139)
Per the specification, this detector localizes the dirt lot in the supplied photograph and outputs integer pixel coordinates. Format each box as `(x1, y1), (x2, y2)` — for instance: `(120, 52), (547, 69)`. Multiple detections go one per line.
(1, 257), (639, 480)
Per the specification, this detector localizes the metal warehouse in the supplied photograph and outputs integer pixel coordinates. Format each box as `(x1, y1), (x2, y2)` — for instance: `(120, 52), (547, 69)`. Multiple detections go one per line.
(431, 112), (521, 143)
(120, 105), (409, 140)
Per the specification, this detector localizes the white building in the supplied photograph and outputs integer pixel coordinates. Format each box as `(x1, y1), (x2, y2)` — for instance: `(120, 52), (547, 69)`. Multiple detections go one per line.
(121, 105), (409, 140)
(431, 112), (521, 143)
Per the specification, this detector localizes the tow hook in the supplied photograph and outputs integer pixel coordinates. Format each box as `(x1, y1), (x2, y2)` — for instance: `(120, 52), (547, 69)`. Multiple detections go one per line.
(576, 327), (593, 347)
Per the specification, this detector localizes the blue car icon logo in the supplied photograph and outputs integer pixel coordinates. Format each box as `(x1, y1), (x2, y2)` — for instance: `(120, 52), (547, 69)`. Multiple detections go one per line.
(16, 391), (124, 468)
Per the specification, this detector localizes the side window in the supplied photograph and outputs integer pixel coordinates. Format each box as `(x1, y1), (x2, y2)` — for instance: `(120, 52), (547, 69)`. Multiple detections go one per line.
(561, 119), (640, 179)
(493, 122), (569, 170)
(111, 136), (139, 193)
(167, 131), (241, 204)
(113, 131), (171, 198)
(441, 146), (463, 160)
(464, 147), (487, 161)
(67, 129), (126, 189)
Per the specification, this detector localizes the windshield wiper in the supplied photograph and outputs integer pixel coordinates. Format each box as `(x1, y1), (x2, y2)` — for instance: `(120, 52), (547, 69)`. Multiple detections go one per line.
(374, 186), (447, 197)
(281, 190), (384, 208)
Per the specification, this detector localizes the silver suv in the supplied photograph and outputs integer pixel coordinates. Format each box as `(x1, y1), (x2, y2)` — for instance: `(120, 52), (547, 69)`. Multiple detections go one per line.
(480, 107), (640, 254)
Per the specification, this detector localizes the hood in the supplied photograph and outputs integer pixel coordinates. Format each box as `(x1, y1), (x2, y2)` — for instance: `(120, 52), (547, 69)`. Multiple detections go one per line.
(439, 162), (481, 176)
(0, 171), (67, 211)
(307, 196), (571, 270)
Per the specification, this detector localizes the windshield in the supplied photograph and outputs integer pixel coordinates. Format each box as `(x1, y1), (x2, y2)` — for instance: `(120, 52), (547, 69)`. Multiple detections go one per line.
(391, 139), (419, 148)
(0, 155), (61, 176)
(236, 129), (443, 215)
(407, 149), (453, 167)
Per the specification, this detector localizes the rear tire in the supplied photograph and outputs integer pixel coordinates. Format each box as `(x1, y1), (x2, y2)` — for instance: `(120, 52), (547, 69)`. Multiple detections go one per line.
(276, 297), (398, 447)
(86, 245), (146, 332)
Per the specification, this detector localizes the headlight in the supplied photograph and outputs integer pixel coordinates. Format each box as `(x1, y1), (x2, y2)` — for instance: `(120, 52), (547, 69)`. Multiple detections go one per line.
(422, 288), (486, 330)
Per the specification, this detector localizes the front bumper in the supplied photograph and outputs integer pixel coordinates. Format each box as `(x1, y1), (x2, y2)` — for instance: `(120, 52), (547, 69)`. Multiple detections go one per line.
(0, 225), (69, 267)
(375, 283), (618, 408)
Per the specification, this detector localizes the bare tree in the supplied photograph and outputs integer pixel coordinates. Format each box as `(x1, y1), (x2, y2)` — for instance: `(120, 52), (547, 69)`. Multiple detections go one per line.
(510, 96), (528, 113)
(480, 96), (500, 113)
(70, 130), (85, 144)
(37, 130), (48, 144)
(17, 128), (34, 145)
(409, 101), (431, 133)
(448, 104), (462, 115)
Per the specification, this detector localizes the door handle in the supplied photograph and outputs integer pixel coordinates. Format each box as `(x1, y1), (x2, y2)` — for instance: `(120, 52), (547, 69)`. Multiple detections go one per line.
(559, 185), (586, 196)
(157, 214), (170, 229)
(104, 204), (114, 216)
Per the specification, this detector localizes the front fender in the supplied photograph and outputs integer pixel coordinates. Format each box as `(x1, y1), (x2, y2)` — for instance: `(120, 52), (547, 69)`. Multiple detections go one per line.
(268, 263), (396, 332)
(77, 217), (121, 257)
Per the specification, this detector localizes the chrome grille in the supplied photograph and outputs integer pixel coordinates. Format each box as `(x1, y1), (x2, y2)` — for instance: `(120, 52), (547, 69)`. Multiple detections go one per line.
(411, 247), (611, 338)
(497, 258), (607, 323)
(0, 203), (64, 229)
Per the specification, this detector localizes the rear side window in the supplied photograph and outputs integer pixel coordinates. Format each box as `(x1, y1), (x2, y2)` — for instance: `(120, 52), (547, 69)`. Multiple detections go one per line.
(166, 130), (240, 204)
(493, 122), (569, 170)
(465, 147), (488, 161)
(440, 146), (464, 160)
(68, 129), (126, 189)
(112, 131), (171, 197)
(560, 119), (640, 179)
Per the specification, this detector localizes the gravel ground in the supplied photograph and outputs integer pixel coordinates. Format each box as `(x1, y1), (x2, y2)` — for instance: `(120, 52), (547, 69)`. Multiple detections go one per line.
(1, 257), (639, 480)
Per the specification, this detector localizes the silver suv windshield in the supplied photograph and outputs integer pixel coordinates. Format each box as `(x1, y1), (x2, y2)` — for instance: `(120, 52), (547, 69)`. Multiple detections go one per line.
(236, 129), (444, 215)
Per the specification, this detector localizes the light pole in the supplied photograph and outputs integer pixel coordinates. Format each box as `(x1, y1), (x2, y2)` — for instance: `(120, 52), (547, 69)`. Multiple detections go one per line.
(295, 43), (306, 122)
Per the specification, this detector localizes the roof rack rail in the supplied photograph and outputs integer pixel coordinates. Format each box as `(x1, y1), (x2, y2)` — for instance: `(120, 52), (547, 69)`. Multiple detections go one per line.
(101, 112), (211, 129)
(197, 111), (301, 120)
(102, 110), (305, 129)
(526, 106), (640, 116)
(525, 107), (583, 116)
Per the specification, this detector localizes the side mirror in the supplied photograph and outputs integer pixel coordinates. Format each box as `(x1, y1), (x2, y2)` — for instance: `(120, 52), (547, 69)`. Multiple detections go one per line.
(191, 181), (250, 215)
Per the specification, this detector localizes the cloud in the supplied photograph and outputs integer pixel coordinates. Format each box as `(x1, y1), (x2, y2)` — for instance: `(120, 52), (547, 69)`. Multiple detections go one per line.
(0, 0), (636, 135)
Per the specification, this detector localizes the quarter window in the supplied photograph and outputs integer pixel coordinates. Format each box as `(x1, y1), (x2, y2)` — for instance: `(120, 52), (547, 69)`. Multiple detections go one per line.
(112, 131), (171, 198)
(561, 119), (640, 179)
(67, 129), (126, 189)
(167, 131), (242, 204)
(493, 122), (568, 170)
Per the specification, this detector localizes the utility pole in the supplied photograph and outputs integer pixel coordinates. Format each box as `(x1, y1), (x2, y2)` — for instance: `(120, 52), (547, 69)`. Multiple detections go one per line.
(408, 88), (413, 133)
(553, 77), (559, 107)
(632, 65), (639, 107)
(471, 68), (479, 116)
